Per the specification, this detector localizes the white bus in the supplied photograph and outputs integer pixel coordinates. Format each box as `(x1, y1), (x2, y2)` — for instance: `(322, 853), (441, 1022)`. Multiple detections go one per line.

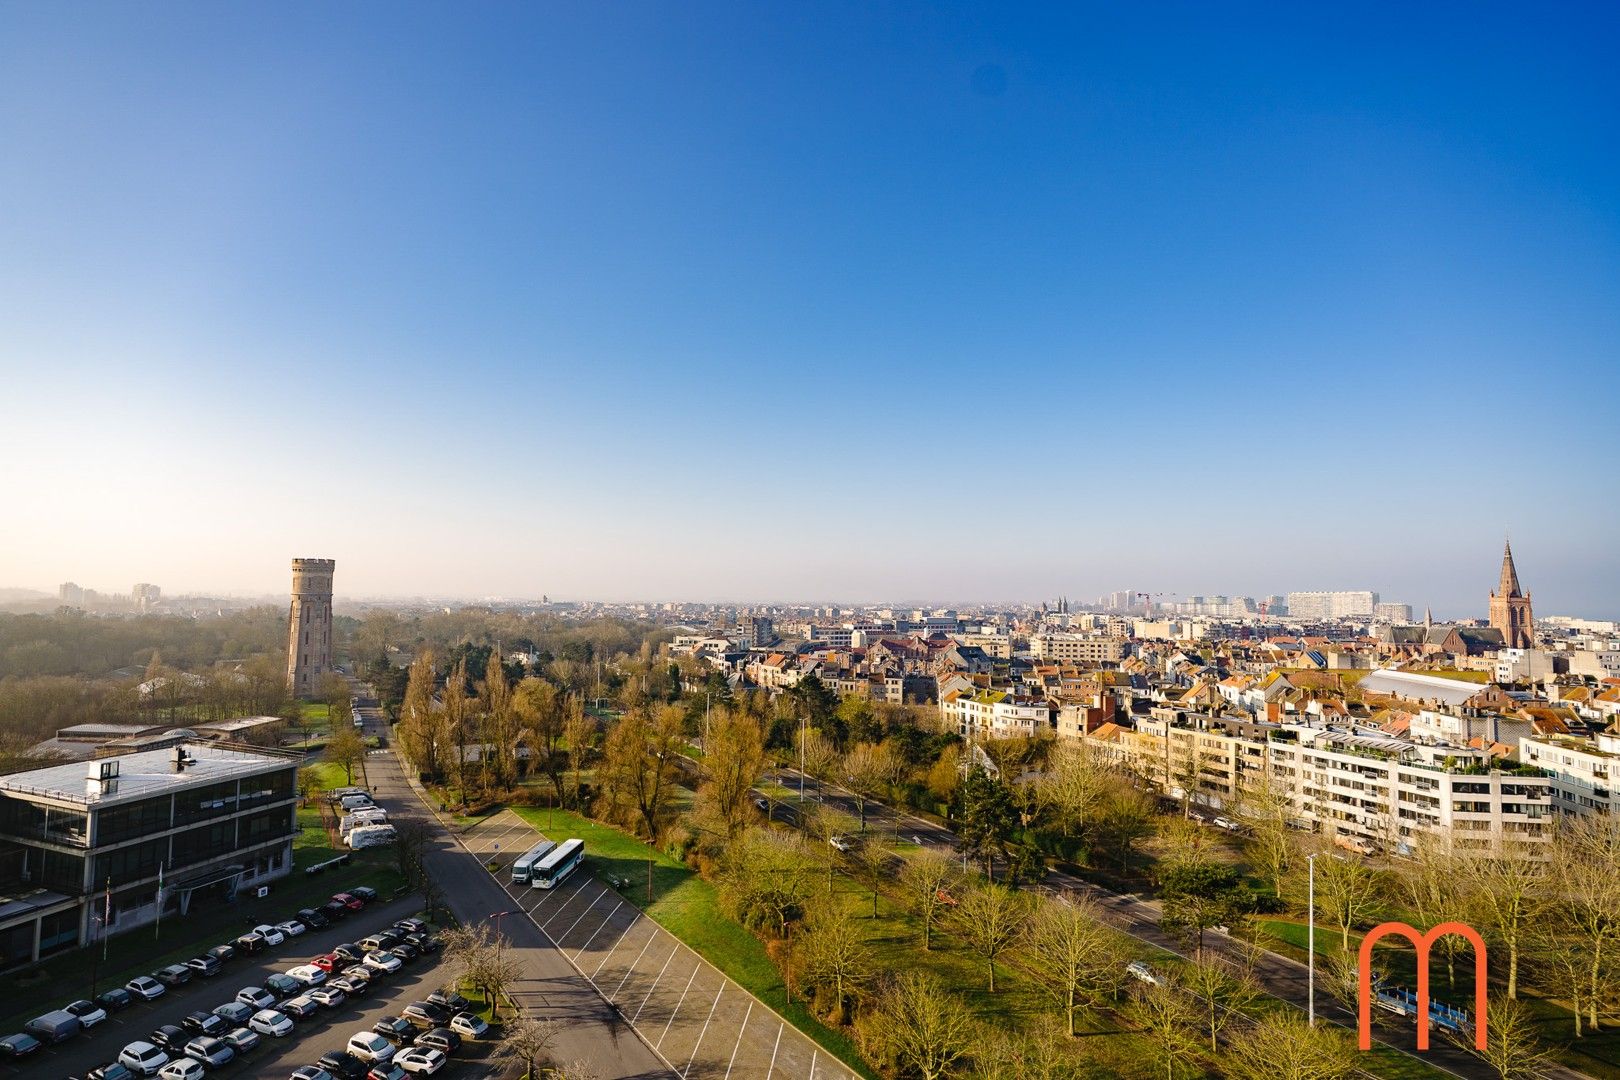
(529, 838), (584, 889)
(510, 840), (557, 886)
(347, 824), (397, 850)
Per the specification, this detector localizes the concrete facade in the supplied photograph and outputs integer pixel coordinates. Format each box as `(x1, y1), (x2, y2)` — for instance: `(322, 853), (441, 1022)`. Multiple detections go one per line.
(286, 557), (335, 698)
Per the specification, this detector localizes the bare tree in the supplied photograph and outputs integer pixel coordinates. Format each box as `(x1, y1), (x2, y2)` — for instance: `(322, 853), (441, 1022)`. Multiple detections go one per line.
(561, 694), (594, 810)
(1127, 979), (1203, 1080)
(491, 1014), (561, 1079)
(715, 828), (818, 939)
(1312, 848), (1383, 952)
(1455, 995), (1554, 1080)
(1179, 950), (1259, 1054)
(951, 882), (1031, 993)
(796, 899), (875, 1024)
(841, 741), (903, 832)
(1225, 1010), (1359, 1080)
(325, 724), (366, 787)
(898, 848), (958, 951)
(1020, 892), (1120, 1036)
(597, 704), (684, 841)
(1547, 814), (1620, 1032)
(1459, 840), (1550, 998)
(701, 707), (768, 838)
(863, 971), (974, 1080)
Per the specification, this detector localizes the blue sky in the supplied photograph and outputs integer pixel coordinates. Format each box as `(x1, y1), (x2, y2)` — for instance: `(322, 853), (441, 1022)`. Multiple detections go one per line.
(1, 3), (1617, 614)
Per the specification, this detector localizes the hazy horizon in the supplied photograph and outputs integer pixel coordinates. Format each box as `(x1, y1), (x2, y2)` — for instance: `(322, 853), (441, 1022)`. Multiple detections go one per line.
(4, 5), (1616, 617)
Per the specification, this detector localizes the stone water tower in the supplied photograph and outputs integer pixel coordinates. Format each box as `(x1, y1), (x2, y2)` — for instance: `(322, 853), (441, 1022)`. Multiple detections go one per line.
(286, 558), (335, 698)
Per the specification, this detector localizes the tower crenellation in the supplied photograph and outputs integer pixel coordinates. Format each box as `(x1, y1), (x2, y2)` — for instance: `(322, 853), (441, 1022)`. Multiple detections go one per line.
(287, 557), (335, 698)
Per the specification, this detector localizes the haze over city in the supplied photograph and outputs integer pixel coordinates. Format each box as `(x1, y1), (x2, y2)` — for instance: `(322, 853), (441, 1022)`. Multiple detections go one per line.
(3, 3), (1617, 613)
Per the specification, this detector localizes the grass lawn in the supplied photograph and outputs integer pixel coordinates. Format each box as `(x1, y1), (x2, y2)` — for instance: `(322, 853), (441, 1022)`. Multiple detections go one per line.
(510, 806), (878, 1080)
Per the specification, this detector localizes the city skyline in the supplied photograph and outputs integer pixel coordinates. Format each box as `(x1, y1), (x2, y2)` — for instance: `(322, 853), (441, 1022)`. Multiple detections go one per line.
(3, 4), (1617, 611)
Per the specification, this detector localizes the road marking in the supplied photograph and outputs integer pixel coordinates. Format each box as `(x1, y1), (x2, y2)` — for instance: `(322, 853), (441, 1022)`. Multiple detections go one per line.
(611, 926), (661, 1001)
(722, 999), (754, 1080)
(573, 899), (624, 963)
(593, 915), (640, 978)
(656, 963), (701, 1048)
(542, 881), (603, 932)
(683, 982), (723, 1077)
(556, 885), (612, 943)
(809, 1048), (818, 1080)
(635, 943), (681, 1022)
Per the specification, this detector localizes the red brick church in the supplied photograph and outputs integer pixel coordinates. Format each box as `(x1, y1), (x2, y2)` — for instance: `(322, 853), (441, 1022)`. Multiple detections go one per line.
(1488, 541), (1534, 649)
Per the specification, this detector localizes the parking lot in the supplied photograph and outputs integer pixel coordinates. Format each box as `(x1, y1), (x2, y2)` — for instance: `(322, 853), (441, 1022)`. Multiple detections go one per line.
(10, 892), (497, 1080)
(461, 811), (853, 1080)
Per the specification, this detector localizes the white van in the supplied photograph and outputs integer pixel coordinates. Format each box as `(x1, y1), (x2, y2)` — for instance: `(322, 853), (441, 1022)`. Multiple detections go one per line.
(347, 824), (397, 850)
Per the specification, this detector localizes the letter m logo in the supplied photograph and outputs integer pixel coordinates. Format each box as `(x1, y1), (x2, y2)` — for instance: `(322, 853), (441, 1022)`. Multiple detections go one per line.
(1358, 921), (1487, 1051)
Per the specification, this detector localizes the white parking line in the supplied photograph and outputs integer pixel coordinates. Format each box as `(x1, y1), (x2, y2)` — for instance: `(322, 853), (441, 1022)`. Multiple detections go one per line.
(765, 1020), (784, 1079)
(683, 982), (724, 1077)
(555, 886), (612, 942)
(542, 882), (603, 932)
(809, 1048), (818, 1080)
(611, 926), (661, 1001)
(656, 964), (701, 1048)
(634, 943), (681, 1022)
(592, 914), (640, 978)
(722, 999), (753, 1080)
(573, 899), (624, 963)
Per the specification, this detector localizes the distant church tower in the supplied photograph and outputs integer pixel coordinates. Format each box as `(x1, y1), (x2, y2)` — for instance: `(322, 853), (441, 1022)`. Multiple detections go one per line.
(287, 558), (335, 698)
(1488, 541), (1534, 650)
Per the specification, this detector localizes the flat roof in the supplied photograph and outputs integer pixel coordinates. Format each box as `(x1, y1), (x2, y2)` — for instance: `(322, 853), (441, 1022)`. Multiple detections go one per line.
(0, 743), (295, 807)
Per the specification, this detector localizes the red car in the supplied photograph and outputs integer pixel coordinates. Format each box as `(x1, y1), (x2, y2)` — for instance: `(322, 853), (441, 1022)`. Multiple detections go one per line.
(331, 892), (364, 912)
(312, 952), (348, 973)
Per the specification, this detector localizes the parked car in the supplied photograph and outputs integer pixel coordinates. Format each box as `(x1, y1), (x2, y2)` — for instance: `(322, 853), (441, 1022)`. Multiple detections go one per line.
(280, 995), (320, 1021)
(331, 892), (365, 912)
(156, 1057), (203, 1080)
(148, 1024), (188, 1053)
(232, 932), (266, 954)
(65, 999), (110, 1028)
(403, 933), (439, 954)
(330, 974), (369, 998)
(318, 1050), (370, 1080)
(186, 956), (221, 979)
(389, 942), (419, 961)
(297, 907), (332, 930)
(1125, 960), (1160, 986)
(350, 886), (379, 904)
(309, 986), (348, 1010)
(98, 987), (136, 1011)
(206, 944), (237, 964)
(235, 988), (276, 1010)
(251, 924), (286, 947)
(276, 919), (307, 938)
(333, 942), (366, 963)
(247, 1010), (292, 1038)
(118, 1041), (169, 1077)
(0, 1032), (41, 1059)
(265, 973), (301, 998)
(358, 933), (398, 953)
(125, 977), (166, 1003)
(221, 1027), (259, 1055)
(363, 951), (402, 974)
(313, 952), (347, 973)
(340, 963), (376, 985)
(828, 834), (854, 852)
(411, 1028), (460, 1055)
(290, 1068), (334, 1080)
(394, 1048), (446, 1075)
(180, 1012), (226, 1037)
(391, 918), (428, 935)
(182, 1036), (234, 1070)
(371, 1016), (415, 1044)
(367, 1065), (407, 1080)
(87, 1062), (137, 1080)
(447, 1013), (489, 1040)
(425, 990), (469, 1013)
(26, 1009), (82, 1044)
(287, 964), (327, 987)
(319, 900), (350, 922)
(399, 1002), (449, 1028)
(346, 1032), (396, 1065)
(155, 964), (193, 988)
(212, 1002), (252, 1026)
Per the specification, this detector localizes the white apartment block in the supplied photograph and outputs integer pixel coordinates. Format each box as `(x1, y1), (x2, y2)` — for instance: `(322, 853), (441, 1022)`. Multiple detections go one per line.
(942, 690), (1052, 740)
(1030, 633), (1128, 665)
(1285, 591), (1380, 619)
(1520, 731), (1620, 814)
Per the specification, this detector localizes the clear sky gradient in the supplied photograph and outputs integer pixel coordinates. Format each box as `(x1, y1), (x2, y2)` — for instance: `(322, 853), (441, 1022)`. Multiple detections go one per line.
(2, 3), (1616, 615)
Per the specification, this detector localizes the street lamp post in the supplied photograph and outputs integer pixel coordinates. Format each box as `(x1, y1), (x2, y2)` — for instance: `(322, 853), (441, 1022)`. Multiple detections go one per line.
(1307, 852), (1318, 1027)
(488, 910), (514, 1019)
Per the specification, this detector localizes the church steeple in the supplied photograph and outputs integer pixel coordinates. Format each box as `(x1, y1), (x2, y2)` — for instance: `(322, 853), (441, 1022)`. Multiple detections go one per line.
(1497, 540), (1523, 599)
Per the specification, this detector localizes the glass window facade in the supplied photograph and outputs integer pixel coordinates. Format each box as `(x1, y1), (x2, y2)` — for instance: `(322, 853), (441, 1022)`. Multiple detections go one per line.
(95, 796), (171, 845)
(0, 798), (88, 847)
(93, 837), (166, 886)
(173, 779), (243, 826)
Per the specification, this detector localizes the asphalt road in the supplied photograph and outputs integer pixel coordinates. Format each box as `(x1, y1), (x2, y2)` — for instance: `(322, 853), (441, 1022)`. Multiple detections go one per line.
(352, 687), (674, 1080)
(762, 767), (1590, 1080)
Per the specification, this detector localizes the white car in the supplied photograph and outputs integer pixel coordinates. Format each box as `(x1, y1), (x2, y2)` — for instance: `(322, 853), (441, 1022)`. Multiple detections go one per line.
(363, 950), (402, 974)
(276, 919), (307, 938)
(1126, 960), (1160, 986)
(829, 835), (854, 853)
(308, 985), (347, 1009)
(347, 1031), (397, 1064)
(287, 964), (328, 986)
(252, 924), (286, 947)
(448, 1013), (490, 1039)
(396, 1047), (447, 1075)
(119, 1041), (171, 1077)
(159, 1058), (205, 1080)
(248, 1009), (293, 1038)
(126, 976), (167, 1001)
(236, 987), (276, 1009)
(64, 998), (108, 1027)
(341, 963), (375, 984)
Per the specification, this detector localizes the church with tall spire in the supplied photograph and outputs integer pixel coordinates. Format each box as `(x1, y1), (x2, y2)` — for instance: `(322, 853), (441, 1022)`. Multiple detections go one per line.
(1488, 541), (1534, 650)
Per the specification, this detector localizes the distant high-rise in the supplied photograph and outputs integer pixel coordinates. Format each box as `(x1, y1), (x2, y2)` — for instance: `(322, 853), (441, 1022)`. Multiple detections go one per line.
(1285, 590), (1379, 619)
(286, 558), (335, 698)
(58, 581), (84, 606)
(131, 583), (161, 608)
(1489, 541), (1534, 649)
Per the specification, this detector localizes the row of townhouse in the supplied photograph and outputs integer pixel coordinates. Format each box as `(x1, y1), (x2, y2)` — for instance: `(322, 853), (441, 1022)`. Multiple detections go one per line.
(941, 688), (1053, 739)
(1084, 710), (1556, 857)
